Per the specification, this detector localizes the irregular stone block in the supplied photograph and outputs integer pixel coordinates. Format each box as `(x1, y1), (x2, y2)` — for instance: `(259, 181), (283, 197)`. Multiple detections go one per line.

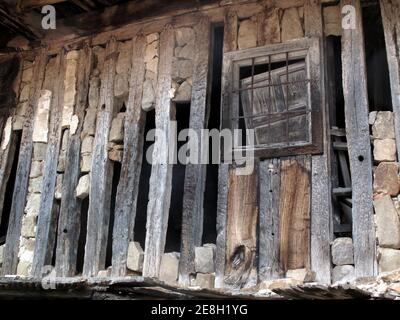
(76, 174), (90, 199)
(379, 248), (400, 273)
(16, 260), (32, 277)
(109, 113), (125, 143)
(19, 84), (30, 102)
(259, 278), (303, 290)
(175, 28), (194, 47)
(24, 193), (41, 217)
(147, 33), (159, 44)
(159, 252), (180, 285)
(195, 273), (215, 289)
(114, 73), (129, 98)
(374, 139), (397, 162)
(1, 117), (12, 151)
(173, 80), (192, 102)
(21, 66), (33, 83)
(332, 265), (355, 284)
(29, 161), (43, 179)
(28, 176), (43, 194)
(81, 153), (92, 173)
(127, 241), (144, 272)
(286, 268), (316, 282)
(142, 78), (156, 111)
(369, 111), (377, 125)
(372, 112), (395, 139)
(21, 215), (37, 238)
(374, 162), (399, 196)
(88, 77), (100, 109)
(81, 135), (94, 154)
(331, 237), (354, 266)
(281, 7), (304, 42)
(82, 109), (97, 137)
(195, 245), (215, 273)
(32, 90), (51, 143)
(116, 41), (132, 75)
(374, 195), (400, 249)
(172, 58), (193, 81)
(175, 40), (195, 59)
(54, 174), (63, 200)
(238, 19), (257, 49)
(33, 143), (47, 161)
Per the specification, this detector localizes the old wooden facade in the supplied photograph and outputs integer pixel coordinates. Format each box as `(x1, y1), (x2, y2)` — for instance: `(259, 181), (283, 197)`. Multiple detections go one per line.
(0, 0), (400, 295)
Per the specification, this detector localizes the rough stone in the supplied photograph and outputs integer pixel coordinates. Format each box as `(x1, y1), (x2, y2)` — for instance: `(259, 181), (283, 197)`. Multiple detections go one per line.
(195, 273), (215, 289)
(81, 135), (94, 154)
(114, 73), (129, 98)
(109, 148), (123, 163)
(21, 215), (37, 238)
(28, 176), (43, 194)
(332, 237), (354, 266)
(32, 90), (51, 143)
(147, 33), (159, 44)
(379, 248), (400, 273)
(374, 195), (400, 249)
(24, 193), (41, 216)
(66, 50), (79, 61)
(369, 111), (377, 125)
(127, 241), (144, 272)
(173, 80), (192, 102)
(323, 5), (341, 36)
(175, 28), (194, 47)
(195, 245), (215, 273)
(70, 114), (79, 135)
(54, 174), (63, 200)
(286, 268), (316, 282)
(33, 143), (47, 161)
(374, 162), (399, 196)
(16, 260), (32, 277)
(172, 58), (193, 80)
(81, 153), (92, 173)
(159, 252), (180, 284)
(374, 139), (397, 162)
(21, 66), (33, 83)
(238, 19), (257, 49)
(82, 108), (97, 137)
(88, 77), (100, 109)
(57, 148), (66, 173)
(109, 113), (125, 143)
(175, 40), (195, 59)
(142, 78), (156, 111)
(76, 174), (90, 199)
(1, 117), (12, 151)
(29, 161), (43, 178)
(372, 112), (395, 139)
(332, 265), (356, 284)
(116, 41), (132, 75)
(281, 7), (304, 42)
(19, 84), (30, 102)
(259, 278), (303, 290)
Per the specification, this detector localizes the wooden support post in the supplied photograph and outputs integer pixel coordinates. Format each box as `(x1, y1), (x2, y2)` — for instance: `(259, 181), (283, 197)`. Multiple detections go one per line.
(215, 9), (238, 289)
(178, 17), (211, 286)
(83, 38), (118, 277)
(305, 0), (332, 284)
(1, 51), (47, 275)
(380, 0), (400, 160)
(55, 46), (92, 277)
(258, 159), (282, 281)
(111, 35), (146, 277)
(142, 25), (175, 279)
(340, 0), (377, 277)
(31, 51), (65, 278)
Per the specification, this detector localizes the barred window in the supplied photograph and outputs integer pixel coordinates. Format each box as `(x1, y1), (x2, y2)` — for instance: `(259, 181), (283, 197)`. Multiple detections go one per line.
(222, 38), (323, 159)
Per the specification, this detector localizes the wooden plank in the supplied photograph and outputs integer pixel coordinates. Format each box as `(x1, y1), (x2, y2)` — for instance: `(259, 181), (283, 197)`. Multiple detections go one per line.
(31, 51), (65, 278)
(340, 0), (377, 277)
(1, 51), (47, 276)
(215, 163), (229, 289)
(111, 35), (146, 277)
(305, 0), (332, 284)
(55, 46), (92, 277)
(83, 38), (118, 277)
(258, 159), (282, 281)
(223, 9), (238, 53)
(224, 165), (258, 289)
(142, 25), (175, 279)
(279, 156), (311, 272)
(178, 17), (211, 286)
(380, 0), (400, 160)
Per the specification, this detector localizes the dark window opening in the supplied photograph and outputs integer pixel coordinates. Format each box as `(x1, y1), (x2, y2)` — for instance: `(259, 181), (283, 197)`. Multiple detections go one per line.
(105, 161), (121, 268)
(165, 103), (190, 253)
(76, 196), (89, 274)
(134, 109), (155, 250)
(362, 3), (392, 111)
(0, 130), (22, 244)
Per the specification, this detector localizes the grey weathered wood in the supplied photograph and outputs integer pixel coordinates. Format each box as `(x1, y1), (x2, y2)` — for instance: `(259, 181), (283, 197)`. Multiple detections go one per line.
(31, 51), (65, 278)
(83, 38), (118, 277)
(1, 51), (47, 276)
(111, 35), (146, 277)
(258, 159), (282, 281)
(223, 9), (238, 53)
(142, 25), (175, 279)
(305, 0), (332, 284)
(55, 46), (92, 277)
(178, 17), (211, 286)
(380, 0), (400, 160)
(341, 0), (377, 277)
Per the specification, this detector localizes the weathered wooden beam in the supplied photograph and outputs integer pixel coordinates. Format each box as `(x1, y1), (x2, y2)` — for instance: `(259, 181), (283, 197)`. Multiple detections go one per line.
(142, 25), (175, 279)
(55, 46), (92, 277)
(305, 0), (332, 284)
(31, 51), (64, 278)
(380, 0), (400, 160)
(19, 0), (66, 10)
(83, 38), (117, 277)
(1, 51), (47, 275)
(111, 35), (146, 277)
(340, 0), (377, 277)
(178, 17), (211, 286)
(258, 159), (282, 281)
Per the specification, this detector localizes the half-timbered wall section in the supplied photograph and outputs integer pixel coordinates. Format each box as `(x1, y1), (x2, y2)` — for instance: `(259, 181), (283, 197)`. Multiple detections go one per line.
(0, 0), (399, 293)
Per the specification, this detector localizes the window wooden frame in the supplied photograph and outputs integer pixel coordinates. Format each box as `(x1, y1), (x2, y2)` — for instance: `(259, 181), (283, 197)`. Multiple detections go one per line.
(221, 37), (323, 160)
